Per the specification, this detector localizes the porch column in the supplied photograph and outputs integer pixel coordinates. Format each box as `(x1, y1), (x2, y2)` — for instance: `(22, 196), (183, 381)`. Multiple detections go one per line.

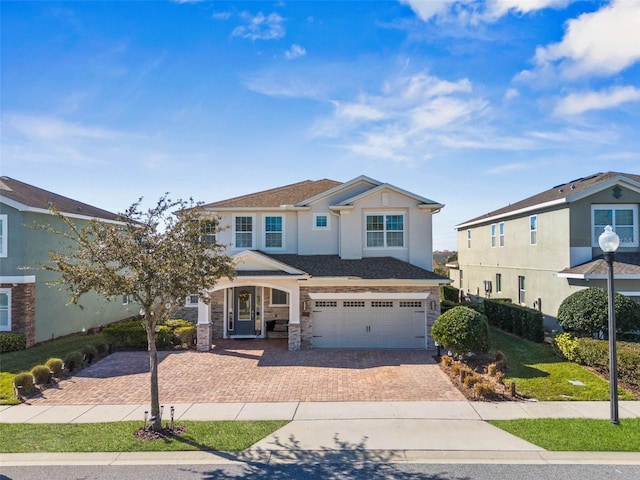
(196, 299), (212, 352)
(288, 286), (302, 351)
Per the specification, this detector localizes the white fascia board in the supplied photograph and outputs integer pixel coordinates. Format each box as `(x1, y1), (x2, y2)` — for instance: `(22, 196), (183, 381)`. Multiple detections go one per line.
(309, 292), (431, 300)
(295, 175), (381, 207)
(204, 207), (308, 213)
(0, 197), (126, 225)
(557, 272), (640, 280)
(232, 250), (307, 275)
(302, 278), (450, 287)
(0, 275), (36, 283)
(456, 198), (567, 229)
(556, 272), (586, 279)
(336, 183), (442, 208)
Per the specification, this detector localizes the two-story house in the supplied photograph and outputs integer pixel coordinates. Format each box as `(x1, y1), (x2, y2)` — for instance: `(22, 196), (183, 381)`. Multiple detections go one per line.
(0, 177), (137, 346)
(191, 175), (450, 351)
(450, 172), (640, 330)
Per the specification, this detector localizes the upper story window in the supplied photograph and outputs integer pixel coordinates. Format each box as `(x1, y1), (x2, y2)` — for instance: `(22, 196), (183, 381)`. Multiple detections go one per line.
(186, 293), (199, 306)
(592, 204), (638, 247)
(270, 289), (288, 306)
(530, 215), (538, 246)
(491, 224), (496, 248)
(366, 213), (404, 248)
(264, 215), (284, 248)
(234, 216), (254, 248)
(200, 220), (216, 245)
(313, 213), (330, 230)
(467, 229), (471, 248)
(499, 222), (505, 247)
(0, 214), (7, 258)
(0, 289), (10, 331)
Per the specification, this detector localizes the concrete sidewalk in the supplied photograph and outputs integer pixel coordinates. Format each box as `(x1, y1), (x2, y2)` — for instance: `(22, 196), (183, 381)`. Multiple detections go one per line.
(2, 401), (640, 466)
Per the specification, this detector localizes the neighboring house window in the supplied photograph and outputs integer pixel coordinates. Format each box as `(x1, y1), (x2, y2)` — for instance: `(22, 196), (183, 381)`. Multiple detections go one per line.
(467, 229), (471, 248)
(0, 214), (7, 258)
(270, 289), (288, 306)
(201, 220), (216, 245)
(122, 295), (129, 305)
(186, 293), (199, 306)
(518, 276), (525, 305)
(0, 289), (10, 331)
(366, 214), (404, 248)
(313, 213), (330, 230)
(264, 216), (284, 248)
(530, 215), (537, 246)
(499, 222), (505, 247)
(234, 216), (254, 248)
(496, 273), (502, 293)
(592, 205), (638, 247)
(490, 224), (496, 248)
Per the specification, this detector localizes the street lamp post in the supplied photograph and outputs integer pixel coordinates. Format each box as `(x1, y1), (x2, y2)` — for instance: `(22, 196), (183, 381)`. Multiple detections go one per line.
(598, 225), (620, 425)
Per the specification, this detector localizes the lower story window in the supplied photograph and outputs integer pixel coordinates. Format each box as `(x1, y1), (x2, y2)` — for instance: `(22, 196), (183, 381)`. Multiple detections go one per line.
(518, 276), (525, 305)
(0, 289), (11, 331)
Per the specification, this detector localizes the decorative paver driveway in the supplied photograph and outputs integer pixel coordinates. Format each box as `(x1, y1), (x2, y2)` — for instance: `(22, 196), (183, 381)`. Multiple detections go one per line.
(28, 340), (464, 404)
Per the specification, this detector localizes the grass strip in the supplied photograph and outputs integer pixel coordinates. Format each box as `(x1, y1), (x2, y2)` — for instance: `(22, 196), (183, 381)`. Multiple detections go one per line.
(0, 420), (288, 453)
(489, 418), (640, 451)
(490, 327), (634, 401)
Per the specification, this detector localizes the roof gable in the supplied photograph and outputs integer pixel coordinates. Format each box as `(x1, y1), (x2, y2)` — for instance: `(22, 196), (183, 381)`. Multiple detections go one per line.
(335, 183), (444, 209)
(0, 176), (122, 222)
(294, 175), (381, 206)
(458, 171), (640, 228)
(233, 250), (307, 275)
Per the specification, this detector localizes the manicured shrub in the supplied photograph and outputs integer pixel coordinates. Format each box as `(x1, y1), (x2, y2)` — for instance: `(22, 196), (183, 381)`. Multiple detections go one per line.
(174, 326), (196, 346)
(94, 342), (108, 355)
(432, 306), (490, 354)
(45, 358), (64, 377)
(63, 351), (84, 373)
(102, 320), (174, 350)
(31, 365), (52, 385)
(82, 345), (98, 364)
(440, 285), (461, 303)
(0, 333), (27, 353)
(553, 332), (581, 362)
(13, 372), (36, 395)
(484, 299), (544, 343)
(557, 287), (640, 337)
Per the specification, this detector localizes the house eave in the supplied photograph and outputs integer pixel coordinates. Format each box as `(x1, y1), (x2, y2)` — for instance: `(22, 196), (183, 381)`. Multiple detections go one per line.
(456, 198), (567, 229)
(1, 197), (127, 225)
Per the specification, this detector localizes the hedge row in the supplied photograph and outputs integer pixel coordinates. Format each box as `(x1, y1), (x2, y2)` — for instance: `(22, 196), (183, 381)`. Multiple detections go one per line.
(484, 299), (545, 343)
(0, 333), (27, 353)
(554, 333), (640, 390)
(441, 285), (461, 303)
(102, 319), (195, 350)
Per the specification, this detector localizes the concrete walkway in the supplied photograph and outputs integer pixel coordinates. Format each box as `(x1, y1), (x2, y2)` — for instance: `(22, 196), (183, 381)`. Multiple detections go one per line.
(2, 401), (640, 466)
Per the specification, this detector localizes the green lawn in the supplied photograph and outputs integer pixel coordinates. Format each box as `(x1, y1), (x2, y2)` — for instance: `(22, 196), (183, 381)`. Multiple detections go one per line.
(0, 420), (288, 453)
(490, 327), (634, 401)
(489, 418), (640, 451)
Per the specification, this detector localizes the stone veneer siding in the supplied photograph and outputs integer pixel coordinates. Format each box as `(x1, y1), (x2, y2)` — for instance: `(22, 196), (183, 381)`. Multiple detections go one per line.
(2, 283), (36, 347)
(298, 285), (441, 350)
(210, 290), (225, 339)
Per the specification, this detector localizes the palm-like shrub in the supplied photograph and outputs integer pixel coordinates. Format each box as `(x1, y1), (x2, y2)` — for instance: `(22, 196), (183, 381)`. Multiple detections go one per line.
(31, 365), (52, 384)
(64, 351), (84, 373)
(45, 358), (64, 377)
(13, 372), (36, 395)
(432, 306), (490, 354)
(557, 287), (640, 337)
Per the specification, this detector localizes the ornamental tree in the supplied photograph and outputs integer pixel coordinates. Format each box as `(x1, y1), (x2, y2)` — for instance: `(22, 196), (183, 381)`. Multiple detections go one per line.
(38, 195), (235, 431)
(557, 287), (640, 338)
(431, 306), (490, 355)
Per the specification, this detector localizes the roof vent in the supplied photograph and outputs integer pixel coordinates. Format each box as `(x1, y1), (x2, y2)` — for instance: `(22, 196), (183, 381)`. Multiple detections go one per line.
(77, 206), (82, 212)
(48, 201), (53, 206)
(558, 188), (563, 193)
(570, 184), (575, 190)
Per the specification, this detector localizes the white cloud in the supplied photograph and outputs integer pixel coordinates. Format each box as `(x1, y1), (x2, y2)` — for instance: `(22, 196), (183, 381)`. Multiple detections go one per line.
(212, 11), (232, 20)
(503, 88), (519, 101)
(485, 162), (536, 174)
(285, 44), (306, 60)
(232, 12), (285, 41)
(554, 86), (640, 116)
(532, 0), (640, 78)
(399, 0), (460, 21)
(485, 0), (573, 19)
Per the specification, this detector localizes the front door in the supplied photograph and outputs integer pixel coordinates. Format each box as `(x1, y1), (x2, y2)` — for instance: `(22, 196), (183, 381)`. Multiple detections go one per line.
(234, 287), (256, 336)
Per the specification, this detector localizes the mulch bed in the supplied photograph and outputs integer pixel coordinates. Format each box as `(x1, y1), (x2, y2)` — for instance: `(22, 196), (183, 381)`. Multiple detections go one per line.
(134, 425), (187, 441)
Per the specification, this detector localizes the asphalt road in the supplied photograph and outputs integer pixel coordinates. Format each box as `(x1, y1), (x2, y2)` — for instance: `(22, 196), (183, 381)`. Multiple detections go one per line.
(2, 463), (639, 480)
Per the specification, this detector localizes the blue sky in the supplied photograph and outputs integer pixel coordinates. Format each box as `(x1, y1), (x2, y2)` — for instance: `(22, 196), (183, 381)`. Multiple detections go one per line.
(2, 0), (639, 250)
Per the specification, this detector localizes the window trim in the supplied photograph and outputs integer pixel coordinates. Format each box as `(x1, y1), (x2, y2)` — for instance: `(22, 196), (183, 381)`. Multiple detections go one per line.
(313, 213), (330, 230)
(186, 293), (199, 307)
(499, 222), (505, 247)
(530, 215), (537, 246)
(365, 212), (406, 249)
(467, 229), (471, 248)
(233, 214), (255, 249)
(270, 288), (289, 306)
(263, 214), (285, 250)
(518, 276), (525, 305)
(490, 224), (496, 248)
(591, 204), (638, 247)
(495, 273), (502, 293)
(0, 288), (11, 332)
(0, 214), (7, 258)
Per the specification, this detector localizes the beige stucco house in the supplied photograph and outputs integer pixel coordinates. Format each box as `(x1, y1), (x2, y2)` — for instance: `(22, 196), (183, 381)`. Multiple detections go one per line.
(190, 175), (450, 351)
(449, 172), (640, 330)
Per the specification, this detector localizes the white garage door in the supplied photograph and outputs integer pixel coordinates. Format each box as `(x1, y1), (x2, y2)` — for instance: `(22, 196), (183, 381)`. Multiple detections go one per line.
(312, 299), (426, 349)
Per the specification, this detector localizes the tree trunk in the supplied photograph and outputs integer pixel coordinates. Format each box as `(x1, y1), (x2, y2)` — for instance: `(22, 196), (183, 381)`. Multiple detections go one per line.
(147, 323), (161, 431)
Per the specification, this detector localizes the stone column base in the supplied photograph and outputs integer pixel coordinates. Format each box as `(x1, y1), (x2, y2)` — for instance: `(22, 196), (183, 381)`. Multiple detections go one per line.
(196, 323), (213, 352)
(288, 323), (301, 351)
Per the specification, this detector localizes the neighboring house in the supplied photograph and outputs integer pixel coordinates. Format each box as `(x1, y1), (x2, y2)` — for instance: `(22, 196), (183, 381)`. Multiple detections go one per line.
(188, 175), (450, 351)
(450, 172), (640, 330)
(0, 177), (137, 346)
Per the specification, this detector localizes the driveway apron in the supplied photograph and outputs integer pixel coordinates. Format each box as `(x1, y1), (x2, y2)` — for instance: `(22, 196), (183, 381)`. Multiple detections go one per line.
(26, 340), (465, 405)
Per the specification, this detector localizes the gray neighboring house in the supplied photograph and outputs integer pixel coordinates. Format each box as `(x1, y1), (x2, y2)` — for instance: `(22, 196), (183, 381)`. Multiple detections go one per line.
(188, 175), (451, 351)
(450, 172), (640, 330)
(0, 177), (137, 346)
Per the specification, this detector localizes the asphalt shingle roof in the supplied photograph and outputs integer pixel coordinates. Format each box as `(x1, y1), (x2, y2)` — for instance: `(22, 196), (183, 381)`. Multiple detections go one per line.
(202, 179), (342, 209)
(460, 171), (640, 226)
(559, 252), (640, 277)
(261, 253), (448, 280)
(0, 176), (122, 221)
